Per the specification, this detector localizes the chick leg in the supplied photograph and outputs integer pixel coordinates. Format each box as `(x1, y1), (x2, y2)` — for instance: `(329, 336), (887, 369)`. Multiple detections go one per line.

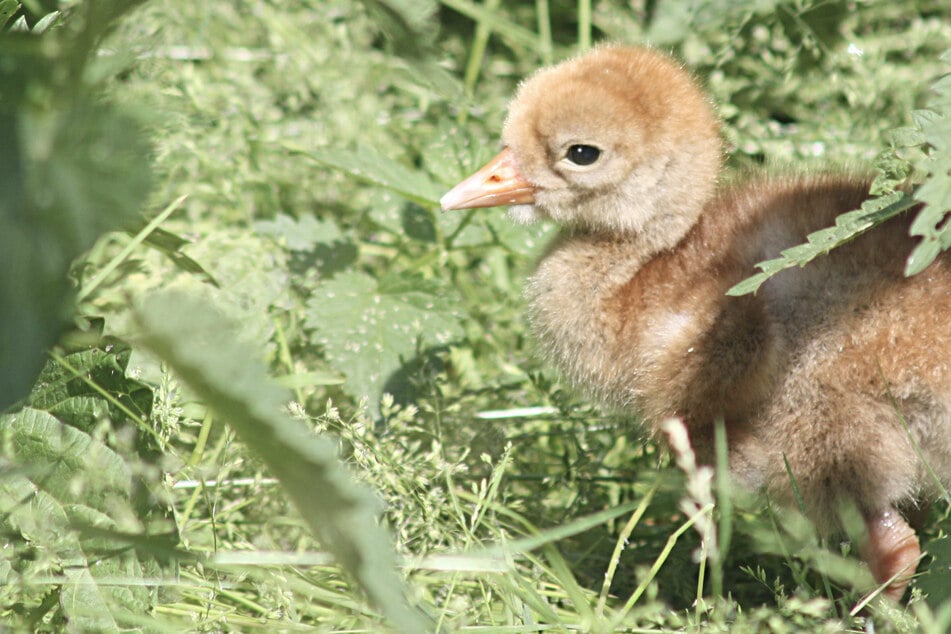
(859, 507), (920, 601)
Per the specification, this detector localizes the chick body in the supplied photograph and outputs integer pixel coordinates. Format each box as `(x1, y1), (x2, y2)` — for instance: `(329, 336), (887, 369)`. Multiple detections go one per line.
(441, 45), (951, 600)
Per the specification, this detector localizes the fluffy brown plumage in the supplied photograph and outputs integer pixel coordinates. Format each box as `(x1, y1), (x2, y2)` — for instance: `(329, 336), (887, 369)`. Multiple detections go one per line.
(441, 45), (951, 601)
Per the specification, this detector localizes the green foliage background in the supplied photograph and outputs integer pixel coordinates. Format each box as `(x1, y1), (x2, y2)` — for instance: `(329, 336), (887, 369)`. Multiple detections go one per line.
(0, 0), (949, 631)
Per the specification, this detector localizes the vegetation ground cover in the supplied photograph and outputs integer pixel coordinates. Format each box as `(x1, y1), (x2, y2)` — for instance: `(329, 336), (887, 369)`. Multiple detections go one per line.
(1, 0), (949, 631)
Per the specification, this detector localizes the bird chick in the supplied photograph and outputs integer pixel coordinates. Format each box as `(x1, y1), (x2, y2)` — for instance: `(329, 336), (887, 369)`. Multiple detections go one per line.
(441, 45), (951, 601)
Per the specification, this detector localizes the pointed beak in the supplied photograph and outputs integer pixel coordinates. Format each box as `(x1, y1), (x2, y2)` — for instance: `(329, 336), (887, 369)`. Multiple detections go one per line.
(440, 148), (536, 211)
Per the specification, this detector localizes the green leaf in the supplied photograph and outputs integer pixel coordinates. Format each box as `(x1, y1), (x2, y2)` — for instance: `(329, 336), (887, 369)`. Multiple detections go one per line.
(289, 144), (441, 207)
(143, 226), (221, 286)
(134, 289), (428, 633)
(0, 406), (162, 628)
(5, 407), (132, 516)
(437, 0), (540, 51)
(919, 536), (951, 610)
(727, 191), (916, 296)
(0, 103), (151, 410)
(0, 0), (17, 29)
(305, 271), (464, 415)
(357, 0), (437, 56)
(34, 343), (167, 474)
(0, 473), (120, 632)
(254, 214), (344, 251)
(28, 345), (153, 434)
(0, 0), (153, 410)
(886, 126), (926, 147)
(897, 56), (951, 275)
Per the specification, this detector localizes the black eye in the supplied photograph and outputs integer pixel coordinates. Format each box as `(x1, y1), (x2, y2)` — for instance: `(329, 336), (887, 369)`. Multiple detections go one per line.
(566, 144), (601, 166)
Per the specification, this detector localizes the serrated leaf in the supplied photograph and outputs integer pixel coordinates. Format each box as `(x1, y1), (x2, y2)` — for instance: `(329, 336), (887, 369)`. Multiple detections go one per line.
(728, 191), (916, 296)
(60, 566), (121, 634)
(910, 199), (951, 239)
(918, 536), (951, 610)
(0, 475), (119, 631)
(887, 126), (926, 147)
(0, 408), (149, 629)
(28, 345), (153, 432)
(755, 257), (789, 274)
(255, 213), (361, 277)
(914, 167), (951, 213)
(904, 68), (951, 275)
(305, 271), (464, 415)
(134, 289), (428, 632)
(725, 272), (772, 297)
(4, 407), (133, 508)
(254, 214), (343, 251)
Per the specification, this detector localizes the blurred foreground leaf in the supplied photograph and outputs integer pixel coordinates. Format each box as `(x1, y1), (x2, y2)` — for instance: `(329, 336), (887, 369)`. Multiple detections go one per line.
(135, 289), (428, 632)
(0, 1), (152, 410)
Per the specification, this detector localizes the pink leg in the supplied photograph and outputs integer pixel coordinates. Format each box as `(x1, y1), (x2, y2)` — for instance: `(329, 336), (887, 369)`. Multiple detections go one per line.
(859, 507), (921, 601)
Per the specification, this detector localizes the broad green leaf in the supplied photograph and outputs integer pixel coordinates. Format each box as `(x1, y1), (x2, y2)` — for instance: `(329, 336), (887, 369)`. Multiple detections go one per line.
(0, 407), (160, 629)
(1, 103), (151, 411)
(305, 271), (464, 415)
(0, 474), (119, 632)
(28, 345), (153, 434)
(4, 407), (132, 514)
(135, 289), (428, 633)
(0, 0), (153, 410)
(919, 536), (951, 610)
(22, 103), (152, 254)
(254, 214), (344, 251)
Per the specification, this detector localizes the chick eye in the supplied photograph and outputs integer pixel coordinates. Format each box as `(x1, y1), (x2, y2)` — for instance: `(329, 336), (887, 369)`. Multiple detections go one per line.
(565, 144), (601, 166)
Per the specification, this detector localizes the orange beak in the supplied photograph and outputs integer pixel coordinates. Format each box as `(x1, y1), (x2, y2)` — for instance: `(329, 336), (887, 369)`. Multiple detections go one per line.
(440, 148), (536, 211)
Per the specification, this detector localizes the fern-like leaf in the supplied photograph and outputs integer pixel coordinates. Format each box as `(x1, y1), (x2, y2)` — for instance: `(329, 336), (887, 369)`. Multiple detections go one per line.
(726, 191), (916, 296)
(730, 50), (951, 295)
(906, 52), (951, 275)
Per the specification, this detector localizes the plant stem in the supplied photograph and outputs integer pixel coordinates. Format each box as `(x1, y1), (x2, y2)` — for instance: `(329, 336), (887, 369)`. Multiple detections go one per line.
(577, 0), (591, 50)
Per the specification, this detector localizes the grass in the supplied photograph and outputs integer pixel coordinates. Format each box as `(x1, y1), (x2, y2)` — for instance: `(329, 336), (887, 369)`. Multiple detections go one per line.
(1, 0), (950, 631)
